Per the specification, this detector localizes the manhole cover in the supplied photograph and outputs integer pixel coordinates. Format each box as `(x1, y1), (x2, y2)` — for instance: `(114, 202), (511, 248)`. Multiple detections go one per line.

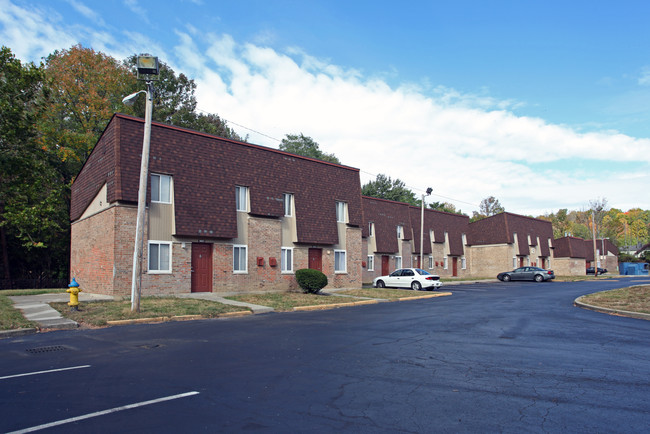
(25, 345), (69, 354)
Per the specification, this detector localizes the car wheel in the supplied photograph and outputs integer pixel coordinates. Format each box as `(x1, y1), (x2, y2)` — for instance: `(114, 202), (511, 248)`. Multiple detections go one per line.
(534, 274), (543, 283)
(411, 281), (422, 291)
(376, 280), (385, 288)
(502, 275), (511, 282)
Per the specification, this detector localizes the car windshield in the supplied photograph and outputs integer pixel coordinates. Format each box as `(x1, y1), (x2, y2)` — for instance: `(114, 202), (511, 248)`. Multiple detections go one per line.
(415, 269), (431, 275)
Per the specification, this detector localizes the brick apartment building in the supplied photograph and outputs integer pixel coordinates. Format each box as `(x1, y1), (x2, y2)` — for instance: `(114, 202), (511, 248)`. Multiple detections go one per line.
(71, 114), (363, 296)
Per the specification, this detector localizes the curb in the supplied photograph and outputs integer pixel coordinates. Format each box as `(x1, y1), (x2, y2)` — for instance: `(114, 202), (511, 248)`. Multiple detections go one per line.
(397, 291), (452, 301)
(106, 310), (252, 326)
(574, 296), (650, 321)
(293, 299), (379, 311)
(0, 327), (39, 339)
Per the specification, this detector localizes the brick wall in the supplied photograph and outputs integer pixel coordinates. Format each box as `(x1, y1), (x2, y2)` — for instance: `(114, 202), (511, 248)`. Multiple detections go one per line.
(467, 244), (512, 278)
(552, 257), (585, 276)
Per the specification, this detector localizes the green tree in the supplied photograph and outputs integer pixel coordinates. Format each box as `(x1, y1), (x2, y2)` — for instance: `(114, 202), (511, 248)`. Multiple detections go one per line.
(471, 196), (505, 222)
(279, 133), (340, 164)
(361, 174), (418, 205)
(124, 55), (242, 141)
(0, 46), (69, 282)
(429, 201), (466, 216)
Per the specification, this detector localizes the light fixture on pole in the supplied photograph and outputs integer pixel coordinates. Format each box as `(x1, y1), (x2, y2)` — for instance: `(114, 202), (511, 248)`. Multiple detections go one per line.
(420, 187), (433, 269)
(124, 55), (159, 312)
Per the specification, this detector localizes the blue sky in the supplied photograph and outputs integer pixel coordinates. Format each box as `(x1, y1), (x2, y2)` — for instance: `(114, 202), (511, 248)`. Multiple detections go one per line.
(2, 0), (649, 215)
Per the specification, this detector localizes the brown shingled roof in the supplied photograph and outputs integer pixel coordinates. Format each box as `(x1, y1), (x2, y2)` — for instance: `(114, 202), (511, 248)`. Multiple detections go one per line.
(466, 212), (554, 256)
(71, 114), (362, 244)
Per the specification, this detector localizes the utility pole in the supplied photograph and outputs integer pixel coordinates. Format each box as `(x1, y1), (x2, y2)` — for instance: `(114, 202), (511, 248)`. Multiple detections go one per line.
(591, 210), (598, 277)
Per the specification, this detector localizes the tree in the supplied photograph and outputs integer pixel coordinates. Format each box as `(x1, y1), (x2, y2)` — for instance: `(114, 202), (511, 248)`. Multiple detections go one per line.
(429, 201), (466, 216)
(471, 196), (505, 222)
(124, 55), (242, 141)
(39, 45), (137, 180)
(279, 133), (340, 164)
(0, 46), (69, 282)
(361, 174), (418, 205)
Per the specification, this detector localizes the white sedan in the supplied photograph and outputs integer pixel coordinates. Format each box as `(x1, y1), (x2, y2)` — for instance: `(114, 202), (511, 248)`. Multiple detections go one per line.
(373, 268), (443, 291)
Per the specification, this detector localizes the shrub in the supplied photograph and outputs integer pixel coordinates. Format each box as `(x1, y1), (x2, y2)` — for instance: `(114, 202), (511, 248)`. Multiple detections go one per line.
(295, 269), (328, 294)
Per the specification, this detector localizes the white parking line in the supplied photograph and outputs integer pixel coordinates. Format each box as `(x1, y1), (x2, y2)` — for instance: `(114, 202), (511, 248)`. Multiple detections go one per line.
(0, 365), (91, 380)
(7, 391), (200, 434)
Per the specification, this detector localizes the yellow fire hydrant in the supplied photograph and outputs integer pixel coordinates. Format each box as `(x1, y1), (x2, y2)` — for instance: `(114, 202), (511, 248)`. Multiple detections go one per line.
(67, 278), (81, 311)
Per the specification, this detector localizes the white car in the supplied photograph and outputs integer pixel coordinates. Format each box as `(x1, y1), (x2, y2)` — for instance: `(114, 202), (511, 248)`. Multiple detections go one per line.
(373, 268), (443, 291)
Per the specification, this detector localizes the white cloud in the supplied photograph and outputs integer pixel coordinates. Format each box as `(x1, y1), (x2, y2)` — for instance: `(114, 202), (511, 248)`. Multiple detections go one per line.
(639, 66), (650, 86)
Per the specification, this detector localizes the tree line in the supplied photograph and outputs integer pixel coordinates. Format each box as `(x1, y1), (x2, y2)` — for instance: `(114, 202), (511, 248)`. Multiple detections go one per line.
(1, 44), (648, 287)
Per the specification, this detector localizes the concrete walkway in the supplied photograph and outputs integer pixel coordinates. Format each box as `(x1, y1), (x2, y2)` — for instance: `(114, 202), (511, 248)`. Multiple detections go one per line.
(8, 293), (114, 330)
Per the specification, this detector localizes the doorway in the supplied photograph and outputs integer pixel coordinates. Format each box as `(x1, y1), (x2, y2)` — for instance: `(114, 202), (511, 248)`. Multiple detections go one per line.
(191, 243), (212, 292)
(308, 248), (322, 271)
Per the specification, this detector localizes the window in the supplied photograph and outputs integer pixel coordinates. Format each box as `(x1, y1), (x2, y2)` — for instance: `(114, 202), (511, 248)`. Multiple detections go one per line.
(236, 186), (248, 212)
(151, 174), (171, 203)
(283, 193), (293, 217)
(428, 256), (434, 269)
(148, 241), (171, 272)
(513, 257), (517, 268)
(461, 256), (467, 270)
(335, 250), (346, 273)
(233, 245), (247, 272)
(397, 225), (403, 239)
(367, 255), (374, 271)
(369, 223), (374, 236)
(444, 256), (448, 270)
(281, 247), (293, 273)
(336, 201), (347, 223)
(395, 256), (402, 269)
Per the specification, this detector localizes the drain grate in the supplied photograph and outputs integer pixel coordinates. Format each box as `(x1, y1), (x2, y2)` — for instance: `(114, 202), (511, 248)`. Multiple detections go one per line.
(25, 345), (69, 354)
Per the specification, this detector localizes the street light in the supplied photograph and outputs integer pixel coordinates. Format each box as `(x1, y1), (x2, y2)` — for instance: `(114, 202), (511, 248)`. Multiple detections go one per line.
(124, 56), (159, 312)
(420, 187), (433, 269)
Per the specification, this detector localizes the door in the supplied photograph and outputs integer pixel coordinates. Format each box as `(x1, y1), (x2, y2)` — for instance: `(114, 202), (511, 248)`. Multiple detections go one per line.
(452, 257), (458, 277)
(308, 248), (322, 271)
(191, 243), (212, 292)
(381, 255), (390, 275)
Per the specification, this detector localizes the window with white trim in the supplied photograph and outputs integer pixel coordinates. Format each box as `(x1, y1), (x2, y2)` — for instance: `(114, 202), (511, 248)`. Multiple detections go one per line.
(444, 256), (448, 270)
(151, 174), (171, 203)
(283, 193), (293, 217)
(513, 257), (517, 268)
(235, 186), (248, 212)
(397, 225), (403, 239)
(336, 201), (347, 223)
(367, 255), (374, 271)
(428, 256), (434, 269)
(233, 245), (247, 273)
(148, 241), (171, 273)
(335, 250), (346, 273)
(461, 256), (467, 270)
(395, 256), (402, 269)
(369, 222), (374, 236)
(281, 247), (293, 273)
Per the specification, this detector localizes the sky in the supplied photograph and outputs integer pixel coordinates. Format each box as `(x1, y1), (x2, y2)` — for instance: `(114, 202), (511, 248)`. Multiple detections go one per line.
(1, 0), (650, 216)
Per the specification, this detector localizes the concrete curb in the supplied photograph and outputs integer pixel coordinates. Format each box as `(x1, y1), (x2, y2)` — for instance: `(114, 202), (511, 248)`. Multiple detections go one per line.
(106, 310), (252, 326)
(293, 299), (379, 311)
(574, 296), (650, 321)
(0, 328), (39, 339)
(397, 291), (452, 301)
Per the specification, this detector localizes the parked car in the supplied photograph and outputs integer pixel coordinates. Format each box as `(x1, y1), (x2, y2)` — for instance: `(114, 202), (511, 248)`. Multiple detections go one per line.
(373, 268), (443, 291)
(497, 266), (555, 282)
(586, 267), (607, 275)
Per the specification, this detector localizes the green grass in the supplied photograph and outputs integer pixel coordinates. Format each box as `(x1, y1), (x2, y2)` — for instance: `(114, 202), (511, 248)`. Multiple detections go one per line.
(0, 288), (65, 330)
(580, 285), (650, 314)
(50, 297), (251, 326)
(226, 292), (343, 312)
(335, 288), (437, 300)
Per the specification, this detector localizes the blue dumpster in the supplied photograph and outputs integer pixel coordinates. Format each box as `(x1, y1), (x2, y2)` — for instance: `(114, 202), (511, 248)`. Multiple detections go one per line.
(619, 262), (649, 275)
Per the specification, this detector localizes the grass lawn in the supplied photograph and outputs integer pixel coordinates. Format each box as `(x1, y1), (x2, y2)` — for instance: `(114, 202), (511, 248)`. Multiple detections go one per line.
(335, 288), (442, 300)
(0, 289), (67, 330)
(580, 285), (650, 314)
(50, 297), (251, 327)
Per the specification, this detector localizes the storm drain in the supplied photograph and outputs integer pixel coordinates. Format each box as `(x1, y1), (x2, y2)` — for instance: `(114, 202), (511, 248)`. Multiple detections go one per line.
(25, 345), (69, 354)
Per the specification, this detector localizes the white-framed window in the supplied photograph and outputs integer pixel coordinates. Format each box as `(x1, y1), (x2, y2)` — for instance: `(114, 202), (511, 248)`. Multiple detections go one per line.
(281, 247), (293, 273)
(335, 250), (347, 273)
(235, 186), (248, 212)
(283, 193), (293, 217)
(527, 257), (531, 266)
(444, 256), (448, 270)
(395, 256), (402, 269)
(428, 256), (434, 269)
(513, 257), (517, 268)
(369, 222), (374, 237)
(461, 256), (467, 270)
(233, 245), (247, 273)
(151, 174), (171, 203)
(336, 201), (347, 223)
(148, 241), (172, 273)
(367, 255), (374, 271)
(397, 225), (403, 239)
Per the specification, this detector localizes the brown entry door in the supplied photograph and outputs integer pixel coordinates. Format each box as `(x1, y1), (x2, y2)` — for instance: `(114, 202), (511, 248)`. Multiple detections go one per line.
(452, 257), (458, 277)
(308, 248), (322, 271)
(382, 255), (390, 275)
(191, 243), (212, 292)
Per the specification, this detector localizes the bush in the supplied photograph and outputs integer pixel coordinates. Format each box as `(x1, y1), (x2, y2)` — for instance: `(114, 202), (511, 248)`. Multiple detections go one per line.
(295, 269), (328, 294)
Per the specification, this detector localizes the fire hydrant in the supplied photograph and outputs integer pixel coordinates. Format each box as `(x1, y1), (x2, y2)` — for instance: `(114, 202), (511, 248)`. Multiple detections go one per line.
(67, 278), (81, 311)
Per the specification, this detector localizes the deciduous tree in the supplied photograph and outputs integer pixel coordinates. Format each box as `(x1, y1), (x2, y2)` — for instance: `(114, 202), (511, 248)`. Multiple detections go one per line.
(279, 133), (340, 164)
